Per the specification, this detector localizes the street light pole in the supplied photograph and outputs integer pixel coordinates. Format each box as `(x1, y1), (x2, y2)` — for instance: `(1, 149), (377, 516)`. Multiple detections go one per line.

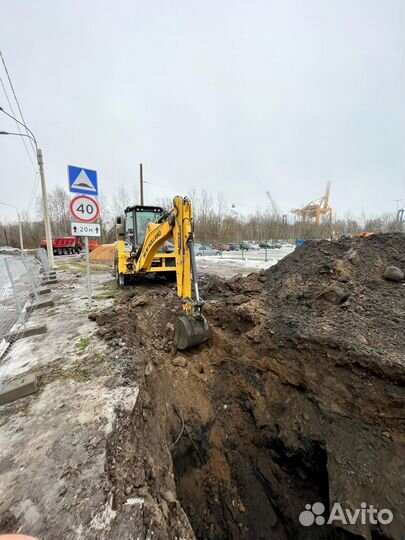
(0, 107), (54, 268)
(139, 163), (144, 205)
(0, 201), (23, 252)
(18, 213), (23, 252)
(36, 148), (53, 267)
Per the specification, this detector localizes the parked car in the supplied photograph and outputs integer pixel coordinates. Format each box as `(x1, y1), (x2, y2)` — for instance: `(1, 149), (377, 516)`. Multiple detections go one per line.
(259, 241), (271, 249)
(228, 243), (239, 251)
(247, 243), (260, 250)
(213, 243), (230, 251)
(194, 244), (220, 256)
(240, 242), (250, 250)
(163, 241), (174, 253)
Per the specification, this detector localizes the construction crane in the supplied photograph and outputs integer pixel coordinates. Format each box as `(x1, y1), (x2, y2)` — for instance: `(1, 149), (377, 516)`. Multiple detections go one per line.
(265, 191), (279, 216)
(291, 181), (332, 225)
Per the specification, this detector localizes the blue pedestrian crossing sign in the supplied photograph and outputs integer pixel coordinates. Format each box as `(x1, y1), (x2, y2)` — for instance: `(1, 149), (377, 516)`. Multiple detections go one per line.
(68, 165), (98, 196)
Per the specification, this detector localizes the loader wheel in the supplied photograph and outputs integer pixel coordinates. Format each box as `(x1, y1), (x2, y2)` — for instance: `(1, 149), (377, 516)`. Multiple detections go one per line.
(114, 256), (119, 283)
(115, 259), (128, 286)
(117, 273), (130, 287)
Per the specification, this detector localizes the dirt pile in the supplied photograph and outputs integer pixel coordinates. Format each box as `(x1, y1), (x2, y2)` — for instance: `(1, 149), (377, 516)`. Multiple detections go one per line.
(95, 233), (405, 540)
(90, 243), (115, 262)
(262, 233), (403, 374)
(204, 232), (404, 381)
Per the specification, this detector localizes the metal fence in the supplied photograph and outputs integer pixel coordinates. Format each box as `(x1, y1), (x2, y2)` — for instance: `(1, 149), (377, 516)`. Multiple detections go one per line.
(0, 251), (44, 385)
(36, 247), (52, 279)
(204, 245), (295, 262)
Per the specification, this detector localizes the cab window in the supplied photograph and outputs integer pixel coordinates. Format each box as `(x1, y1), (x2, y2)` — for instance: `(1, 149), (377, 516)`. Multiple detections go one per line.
(135, 210), (161, 244)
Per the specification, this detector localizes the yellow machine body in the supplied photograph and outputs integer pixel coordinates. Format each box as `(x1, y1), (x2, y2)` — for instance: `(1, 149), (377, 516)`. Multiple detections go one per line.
(115, 196), (208, 349)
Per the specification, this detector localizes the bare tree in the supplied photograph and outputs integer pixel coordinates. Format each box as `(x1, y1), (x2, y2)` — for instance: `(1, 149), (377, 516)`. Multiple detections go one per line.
(112, 185), (131, 218)
(2, 183), (402, 249)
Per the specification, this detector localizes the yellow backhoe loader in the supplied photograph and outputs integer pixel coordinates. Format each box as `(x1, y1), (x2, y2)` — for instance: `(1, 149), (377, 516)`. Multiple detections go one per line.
(114, 195), (209, 350)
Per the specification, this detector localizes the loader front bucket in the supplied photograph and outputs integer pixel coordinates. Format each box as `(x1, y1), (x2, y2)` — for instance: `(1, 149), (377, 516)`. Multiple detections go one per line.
(175, 314), (209, 350)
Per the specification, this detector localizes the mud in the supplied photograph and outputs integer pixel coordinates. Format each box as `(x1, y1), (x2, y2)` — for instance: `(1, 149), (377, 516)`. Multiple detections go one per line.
(96, 233), (405, 540)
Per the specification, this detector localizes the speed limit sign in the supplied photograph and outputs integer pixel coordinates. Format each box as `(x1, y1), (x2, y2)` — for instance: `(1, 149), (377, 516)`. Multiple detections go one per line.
(70, 195), (100, 222)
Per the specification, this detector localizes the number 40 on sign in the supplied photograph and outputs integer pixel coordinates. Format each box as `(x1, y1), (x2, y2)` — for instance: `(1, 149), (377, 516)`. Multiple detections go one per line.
(69, 195), (100, 222)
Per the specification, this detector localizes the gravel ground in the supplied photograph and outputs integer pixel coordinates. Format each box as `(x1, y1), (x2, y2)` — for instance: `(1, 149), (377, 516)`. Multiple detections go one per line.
(0, 257), (142, 539)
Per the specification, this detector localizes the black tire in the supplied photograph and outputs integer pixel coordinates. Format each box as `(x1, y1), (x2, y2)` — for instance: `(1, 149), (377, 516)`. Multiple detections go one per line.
(115, 265), (119, 284)
(114, 254), (119, 283)
(117, 273), (130, 287)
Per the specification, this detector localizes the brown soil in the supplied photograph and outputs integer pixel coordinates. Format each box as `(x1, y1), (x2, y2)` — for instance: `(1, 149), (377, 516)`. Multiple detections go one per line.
(96, 233), (405, 540)
(90, 243), (115, 262)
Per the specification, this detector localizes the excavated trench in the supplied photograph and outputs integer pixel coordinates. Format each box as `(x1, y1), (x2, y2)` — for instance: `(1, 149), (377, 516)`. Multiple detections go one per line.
(160, 348), (375, 540)
(99, 234), (404, 540)
(168, 364), (332, 540)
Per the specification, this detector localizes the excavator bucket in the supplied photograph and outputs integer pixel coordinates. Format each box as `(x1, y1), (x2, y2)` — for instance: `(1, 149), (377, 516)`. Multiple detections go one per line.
(175, 314), (209, 350)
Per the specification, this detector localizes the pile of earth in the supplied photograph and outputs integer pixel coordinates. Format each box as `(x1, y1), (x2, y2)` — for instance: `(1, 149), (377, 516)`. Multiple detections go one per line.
(90, 243), (115, 262)
(93, 233), (404, 540)
(204, 232), (404, 382)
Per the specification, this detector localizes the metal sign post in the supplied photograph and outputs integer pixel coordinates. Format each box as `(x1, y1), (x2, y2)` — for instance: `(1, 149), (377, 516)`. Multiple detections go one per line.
(84, 237), (92, 307)
(68, 164), (100, 309)
(70, 223), (102, 307)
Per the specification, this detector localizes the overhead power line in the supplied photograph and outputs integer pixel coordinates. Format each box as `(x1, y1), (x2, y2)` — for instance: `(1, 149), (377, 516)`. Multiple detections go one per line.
(143, 180), (174, 191)
(26, 171), (40, 215)
(0, 50), (36, 156)
(0, 50), (40, 213)
(0, 76), (36, 170)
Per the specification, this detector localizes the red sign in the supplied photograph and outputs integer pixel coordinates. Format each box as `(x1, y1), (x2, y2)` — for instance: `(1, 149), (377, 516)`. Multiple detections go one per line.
(69, 195), (100, 223)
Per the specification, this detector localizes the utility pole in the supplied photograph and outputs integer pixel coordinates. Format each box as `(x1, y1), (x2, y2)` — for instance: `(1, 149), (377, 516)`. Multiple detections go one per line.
(37, 148), (54, 268)
(140, 163), (144, 205)
(17, 211), (23, 252)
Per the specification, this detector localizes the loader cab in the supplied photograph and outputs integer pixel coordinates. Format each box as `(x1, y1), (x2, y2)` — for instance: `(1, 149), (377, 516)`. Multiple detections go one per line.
(124, 205), (165, 247)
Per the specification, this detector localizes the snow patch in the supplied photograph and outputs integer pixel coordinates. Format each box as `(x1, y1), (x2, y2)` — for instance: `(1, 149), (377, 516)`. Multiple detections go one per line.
(90, 498), (117, 531)
(104, 386), (139, 435)
(124, 497), (144, 506)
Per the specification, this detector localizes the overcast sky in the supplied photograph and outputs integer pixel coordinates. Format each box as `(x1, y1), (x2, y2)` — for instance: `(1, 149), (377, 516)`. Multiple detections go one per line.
(1, 0), (404, 222)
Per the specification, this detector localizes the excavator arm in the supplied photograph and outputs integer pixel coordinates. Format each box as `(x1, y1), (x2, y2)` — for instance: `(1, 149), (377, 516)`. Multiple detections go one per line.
(132, 196), (208, 349)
